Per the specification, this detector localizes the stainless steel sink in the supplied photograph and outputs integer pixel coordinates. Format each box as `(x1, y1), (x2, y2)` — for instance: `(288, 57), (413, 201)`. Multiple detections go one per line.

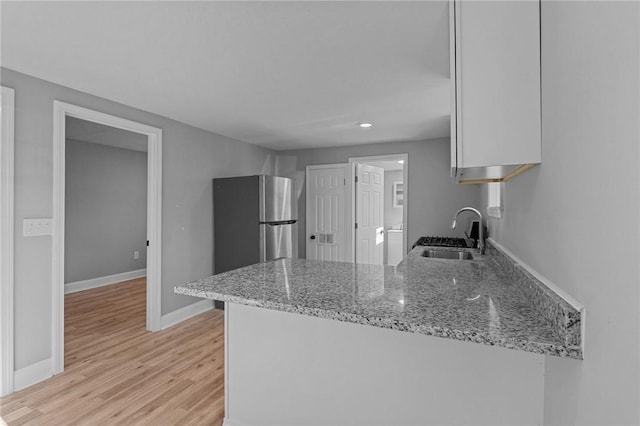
(421, 249), (473, 260)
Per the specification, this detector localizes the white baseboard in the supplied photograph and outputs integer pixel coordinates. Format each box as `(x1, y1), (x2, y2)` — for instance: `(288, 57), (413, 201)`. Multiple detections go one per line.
(65, 269), (146, 294)
(14, 358), (52, 391)
(160, 299), (213, 330)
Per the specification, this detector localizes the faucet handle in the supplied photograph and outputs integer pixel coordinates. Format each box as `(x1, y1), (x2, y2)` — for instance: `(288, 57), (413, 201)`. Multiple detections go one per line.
(465, 237), (476, 249)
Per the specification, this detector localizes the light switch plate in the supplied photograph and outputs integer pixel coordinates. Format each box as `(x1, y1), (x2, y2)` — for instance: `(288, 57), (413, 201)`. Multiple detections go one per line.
(23, 218), (53, 236)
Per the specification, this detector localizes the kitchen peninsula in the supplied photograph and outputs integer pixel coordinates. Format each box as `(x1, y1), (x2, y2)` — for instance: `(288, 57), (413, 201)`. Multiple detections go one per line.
(175, 241), (582, 425)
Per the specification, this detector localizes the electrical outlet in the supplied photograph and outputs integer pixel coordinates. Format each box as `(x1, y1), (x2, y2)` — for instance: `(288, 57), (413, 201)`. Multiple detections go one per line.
(23, 218), (53, 236)
(133, 251), (140, 260)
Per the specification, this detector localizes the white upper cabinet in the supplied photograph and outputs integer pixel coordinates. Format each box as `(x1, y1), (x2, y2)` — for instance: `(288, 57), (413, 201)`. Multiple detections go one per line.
(450, 0), (541, 184)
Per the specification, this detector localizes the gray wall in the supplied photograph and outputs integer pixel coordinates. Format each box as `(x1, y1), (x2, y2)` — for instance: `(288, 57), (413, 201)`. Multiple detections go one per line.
(2, 68), (276, 369)
(482, 2), (639, 424)
(279, 138), (480, 258)
(65, 139), (147, 283)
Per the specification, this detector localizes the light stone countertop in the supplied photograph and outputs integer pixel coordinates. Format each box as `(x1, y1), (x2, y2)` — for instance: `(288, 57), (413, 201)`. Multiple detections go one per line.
(175, 246), (581, 359)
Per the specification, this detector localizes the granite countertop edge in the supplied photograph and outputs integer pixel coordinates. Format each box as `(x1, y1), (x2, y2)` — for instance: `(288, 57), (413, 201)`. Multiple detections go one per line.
(174, 284), (582, 359)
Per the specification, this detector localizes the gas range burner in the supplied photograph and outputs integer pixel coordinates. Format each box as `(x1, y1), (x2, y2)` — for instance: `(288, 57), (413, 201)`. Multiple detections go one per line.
(413, 236), (468, 248)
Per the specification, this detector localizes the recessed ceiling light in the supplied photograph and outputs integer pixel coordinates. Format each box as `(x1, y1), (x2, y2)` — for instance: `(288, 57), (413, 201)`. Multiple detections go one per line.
(397, 160), (404, 164)
(358, 122), (372, 128)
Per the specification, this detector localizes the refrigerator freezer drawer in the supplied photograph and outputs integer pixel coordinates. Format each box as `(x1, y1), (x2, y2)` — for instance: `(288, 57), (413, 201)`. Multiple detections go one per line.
(261, 223), (298, 262)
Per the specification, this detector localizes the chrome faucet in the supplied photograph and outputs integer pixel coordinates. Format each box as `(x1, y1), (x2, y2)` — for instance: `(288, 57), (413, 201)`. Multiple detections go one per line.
(451, 207), (484, 255)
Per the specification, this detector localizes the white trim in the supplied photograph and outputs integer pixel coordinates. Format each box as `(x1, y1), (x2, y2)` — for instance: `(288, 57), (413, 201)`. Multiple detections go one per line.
(224, 304), (231, 423)
(487, 237), (586, 353)
(0, 86), (15, 396)
(52, 101), (163, 376)
(487, 206), (503, 219)
(348, 154), (409, 264)
(349, 162), (356, 263)
(65, 269), (147, 294)
(146, 127), (162, 333)
(305, 166), (310, 261)
(160, 299), (213, 330)
(14, 358), (52, 392)
(305, 163), (351, 262)
(52, 102), (65, 375)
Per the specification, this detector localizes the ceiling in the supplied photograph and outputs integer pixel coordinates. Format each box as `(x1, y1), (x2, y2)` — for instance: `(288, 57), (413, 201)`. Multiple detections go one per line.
(1, 1), (451, 151)
(66, 116), (149, 153)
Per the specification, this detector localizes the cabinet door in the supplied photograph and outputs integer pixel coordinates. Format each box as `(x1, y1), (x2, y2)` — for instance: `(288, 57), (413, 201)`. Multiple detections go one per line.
(451, 0), (541, 178)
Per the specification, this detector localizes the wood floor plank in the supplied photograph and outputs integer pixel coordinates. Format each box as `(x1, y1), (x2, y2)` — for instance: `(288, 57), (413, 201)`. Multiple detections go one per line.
(1, 407), (42, 425)
(119, 377), (195, 424)
(0, 278), (224, 425)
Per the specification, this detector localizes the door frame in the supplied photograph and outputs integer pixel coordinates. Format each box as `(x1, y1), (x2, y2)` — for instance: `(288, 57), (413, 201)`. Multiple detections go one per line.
(348, 154), (409, 264)
(305, 163), (351, 262)
(1, 86), (15, 396)
(52, 101), (163, 375)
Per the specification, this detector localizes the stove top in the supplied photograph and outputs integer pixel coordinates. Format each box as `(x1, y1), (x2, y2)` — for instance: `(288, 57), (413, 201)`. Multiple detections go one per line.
(413, 236), (468, 248)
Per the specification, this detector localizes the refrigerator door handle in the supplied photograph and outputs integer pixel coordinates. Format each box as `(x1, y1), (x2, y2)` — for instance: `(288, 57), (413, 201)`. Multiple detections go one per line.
(261, 220), (297, 262)
(260, 219), (297, 226)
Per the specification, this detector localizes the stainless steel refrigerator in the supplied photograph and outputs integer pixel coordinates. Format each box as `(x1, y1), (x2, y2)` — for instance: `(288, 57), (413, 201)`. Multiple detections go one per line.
(213, 175), (298, 274)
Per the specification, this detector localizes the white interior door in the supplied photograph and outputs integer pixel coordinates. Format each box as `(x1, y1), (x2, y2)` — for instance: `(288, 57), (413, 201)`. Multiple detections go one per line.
(306, 165), (347, 262)
(356, 164), (384, 265)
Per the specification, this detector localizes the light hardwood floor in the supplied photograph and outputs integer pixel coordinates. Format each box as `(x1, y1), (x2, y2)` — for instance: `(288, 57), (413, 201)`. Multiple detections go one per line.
(0, 278), (225, 425)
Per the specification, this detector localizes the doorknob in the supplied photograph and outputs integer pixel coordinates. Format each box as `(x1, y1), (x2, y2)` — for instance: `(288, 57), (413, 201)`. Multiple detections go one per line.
(310, 235), (316, 240)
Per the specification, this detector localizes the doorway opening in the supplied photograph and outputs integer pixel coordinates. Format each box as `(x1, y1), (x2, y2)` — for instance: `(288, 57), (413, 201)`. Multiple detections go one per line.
(52, 101), (162, 375)
(349, 154), (408, 266)
(63, 117), (149, 368)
